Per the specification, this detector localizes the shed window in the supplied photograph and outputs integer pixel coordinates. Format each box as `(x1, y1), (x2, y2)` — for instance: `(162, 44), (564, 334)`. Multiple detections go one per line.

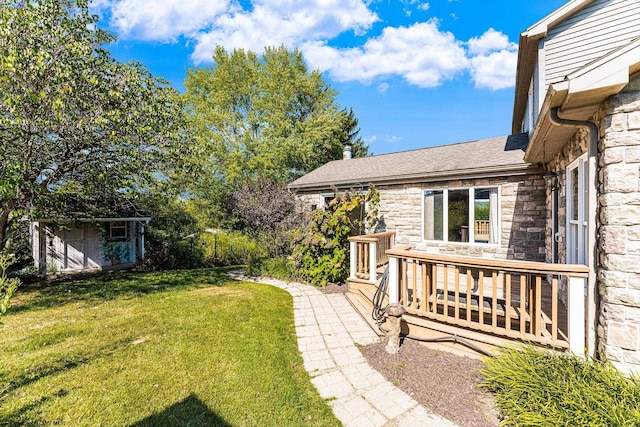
(108, 221), (129, 241)
(423, 187), (499, 244)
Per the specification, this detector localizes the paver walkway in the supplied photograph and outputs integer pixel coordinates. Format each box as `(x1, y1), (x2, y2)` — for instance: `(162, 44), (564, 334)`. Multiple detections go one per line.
(228, 271), (458, 427)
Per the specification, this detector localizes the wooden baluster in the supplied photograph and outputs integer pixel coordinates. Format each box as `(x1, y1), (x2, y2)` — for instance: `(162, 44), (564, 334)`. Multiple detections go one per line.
(466, 269), (472, 322)
(454, 265), (460, 320)
(478, 270), (484, 326)
(443, 264), (449, 318)
(401, 258), (408, 306)
(411, 260), (417, 310)
(505, 273), (512, 332)
(492, 271), (498, 328)
(432, 263), (438, 315)
(535, 275), (542, 337)
(552, 276), (558, 342)
(421, 262), (428, 313)
(520, 275), (526, 335)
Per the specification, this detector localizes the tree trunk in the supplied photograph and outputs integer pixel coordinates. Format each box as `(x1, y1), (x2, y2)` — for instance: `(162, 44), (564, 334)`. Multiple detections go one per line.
(0, 207), (11, 252)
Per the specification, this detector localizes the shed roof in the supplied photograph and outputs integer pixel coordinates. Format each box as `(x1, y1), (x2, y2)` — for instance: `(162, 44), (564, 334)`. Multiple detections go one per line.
(290, 134), (532, 191)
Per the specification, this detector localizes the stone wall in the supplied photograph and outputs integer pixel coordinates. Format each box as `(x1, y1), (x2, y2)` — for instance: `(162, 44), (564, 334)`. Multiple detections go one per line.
(595, 74), (640, 375)
(296, 172), (547, 262)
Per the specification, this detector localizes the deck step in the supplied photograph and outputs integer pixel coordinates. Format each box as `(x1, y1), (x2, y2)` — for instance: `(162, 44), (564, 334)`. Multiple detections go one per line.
(345, 291), (385, 337)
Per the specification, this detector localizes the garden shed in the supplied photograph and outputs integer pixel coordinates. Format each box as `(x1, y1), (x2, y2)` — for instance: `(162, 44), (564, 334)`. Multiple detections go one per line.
(30, 217), (149, 274)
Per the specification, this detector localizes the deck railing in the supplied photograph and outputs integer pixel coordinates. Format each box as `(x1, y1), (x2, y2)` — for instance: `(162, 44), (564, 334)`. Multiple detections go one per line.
(348, 231), (396, 283)
(386, 247), (589, 356)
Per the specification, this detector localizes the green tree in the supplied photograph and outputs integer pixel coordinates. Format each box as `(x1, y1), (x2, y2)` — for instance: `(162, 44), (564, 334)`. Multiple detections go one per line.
(0, 0), (185, 252)
(181, 45), (368, 204)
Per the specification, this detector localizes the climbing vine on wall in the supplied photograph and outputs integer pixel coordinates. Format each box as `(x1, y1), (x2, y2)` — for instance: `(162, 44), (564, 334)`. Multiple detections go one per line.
(292, 185), (379, 287)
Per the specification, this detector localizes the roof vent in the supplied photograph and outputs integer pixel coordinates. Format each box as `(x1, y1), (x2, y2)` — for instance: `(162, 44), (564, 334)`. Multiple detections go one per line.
(343, 143), (352, 160)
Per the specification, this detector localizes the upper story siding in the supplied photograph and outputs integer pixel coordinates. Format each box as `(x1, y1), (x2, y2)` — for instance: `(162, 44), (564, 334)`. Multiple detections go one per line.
(543, 0), (640, 87)
(522, 0), (640, 135)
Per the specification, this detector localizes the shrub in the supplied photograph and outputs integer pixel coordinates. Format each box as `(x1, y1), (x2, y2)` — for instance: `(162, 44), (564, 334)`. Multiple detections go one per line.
(0, 253), (20, 318)
(246, 257), (298, 282)
(198, 231), (268, 266)
(292, 186), (379, 287)
(481, 345), (640, 426)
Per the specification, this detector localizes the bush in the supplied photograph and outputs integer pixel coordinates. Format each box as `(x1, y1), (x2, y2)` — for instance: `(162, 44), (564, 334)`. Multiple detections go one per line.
(138, 238), (199, 271)
(246, 257), (299, 282)
(481, 345), (640, 426)
(198, 231), (268, 266)
(292, 186), (379, 287)
(0, 253), (20, 318)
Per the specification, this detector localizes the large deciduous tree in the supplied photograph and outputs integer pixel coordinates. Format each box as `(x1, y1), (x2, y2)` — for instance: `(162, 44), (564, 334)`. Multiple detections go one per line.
(0, 0), (185, 251)
(181, 45), (368, 198)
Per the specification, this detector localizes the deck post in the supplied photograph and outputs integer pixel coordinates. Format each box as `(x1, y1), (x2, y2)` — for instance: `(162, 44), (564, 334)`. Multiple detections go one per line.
(349, 241), (357, 280)
(369, 242), (377, 284)
(388, 256), (399, 304)
(568, 276), (586, 357)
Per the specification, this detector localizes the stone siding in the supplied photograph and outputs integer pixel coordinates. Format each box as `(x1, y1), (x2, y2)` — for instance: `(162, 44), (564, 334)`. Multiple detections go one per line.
(595, 74), (640, 375)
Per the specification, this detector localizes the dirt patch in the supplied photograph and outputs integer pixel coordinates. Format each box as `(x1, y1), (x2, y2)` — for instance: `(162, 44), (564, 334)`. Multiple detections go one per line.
(360, 339), (500, 427)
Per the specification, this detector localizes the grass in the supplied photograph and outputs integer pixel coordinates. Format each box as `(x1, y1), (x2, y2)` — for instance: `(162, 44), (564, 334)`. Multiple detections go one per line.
(481, 345), (640, 426)
(0, 268), (340, 426)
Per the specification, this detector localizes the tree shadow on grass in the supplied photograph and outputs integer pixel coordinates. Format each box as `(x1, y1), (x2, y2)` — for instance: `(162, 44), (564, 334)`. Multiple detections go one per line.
(130, 394), (232, 427)
(11, 267), (240, 313)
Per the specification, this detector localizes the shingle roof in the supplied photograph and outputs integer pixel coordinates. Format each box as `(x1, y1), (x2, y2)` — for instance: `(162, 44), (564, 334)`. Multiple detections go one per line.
(290, 134), (531, 190)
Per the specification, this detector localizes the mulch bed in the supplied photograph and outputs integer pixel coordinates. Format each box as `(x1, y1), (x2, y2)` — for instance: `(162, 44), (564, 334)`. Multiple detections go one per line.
(360, 339), (501, 427)
(319, 283), (500, 425)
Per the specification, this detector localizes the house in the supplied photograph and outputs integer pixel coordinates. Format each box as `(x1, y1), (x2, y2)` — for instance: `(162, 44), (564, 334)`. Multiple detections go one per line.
(292, 134), (547, 262)
(31, 217), (149, 274)
(290, 0), (640, 375)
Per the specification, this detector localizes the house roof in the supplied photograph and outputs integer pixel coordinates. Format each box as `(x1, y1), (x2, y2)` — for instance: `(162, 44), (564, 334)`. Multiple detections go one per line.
(512, 0), (596, 133)
(289, 134), (534, 191)
(525, 37), (640, 163)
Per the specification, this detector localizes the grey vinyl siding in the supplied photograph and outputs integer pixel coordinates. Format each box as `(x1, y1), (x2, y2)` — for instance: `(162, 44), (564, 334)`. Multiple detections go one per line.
(544, 0), (640, 86)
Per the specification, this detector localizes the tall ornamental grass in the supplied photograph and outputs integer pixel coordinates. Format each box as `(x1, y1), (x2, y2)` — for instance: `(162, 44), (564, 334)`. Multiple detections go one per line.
(481, 345), (640, 426)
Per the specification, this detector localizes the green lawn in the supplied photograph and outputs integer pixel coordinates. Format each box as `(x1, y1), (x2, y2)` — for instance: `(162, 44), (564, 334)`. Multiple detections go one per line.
(0, 268), (340, 426)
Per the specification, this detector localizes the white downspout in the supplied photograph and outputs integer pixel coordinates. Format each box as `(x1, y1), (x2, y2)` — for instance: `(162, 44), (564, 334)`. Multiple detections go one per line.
(549, 108), (598, 358)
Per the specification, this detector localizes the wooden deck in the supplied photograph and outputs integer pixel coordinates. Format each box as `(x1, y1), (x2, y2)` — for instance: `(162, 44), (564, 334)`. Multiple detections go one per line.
(398, 262), (569, 345)
(347, 235), (589, 357)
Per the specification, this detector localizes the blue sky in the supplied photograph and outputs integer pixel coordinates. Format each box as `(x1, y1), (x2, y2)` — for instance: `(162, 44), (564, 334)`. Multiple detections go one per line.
(92, 0), (567, 155)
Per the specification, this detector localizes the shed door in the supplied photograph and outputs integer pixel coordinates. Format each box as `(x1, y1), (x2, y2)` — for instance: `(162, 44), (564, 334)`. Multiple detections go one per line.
(63, 225), (86, 270)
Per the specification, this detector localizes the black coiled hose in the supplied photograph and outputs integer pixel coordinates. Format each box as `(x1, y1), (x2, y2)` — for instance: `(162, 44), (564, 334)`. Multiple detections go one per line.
(371, 266), (493, 357)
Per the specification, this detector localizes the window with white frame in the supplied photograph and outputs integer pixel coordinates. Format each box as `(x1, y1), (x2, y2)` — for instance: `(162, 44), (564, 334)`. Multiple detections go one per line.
(423, 187), (499, 244)
(566, 154), (588, 264)
(108, 221), (129, 241)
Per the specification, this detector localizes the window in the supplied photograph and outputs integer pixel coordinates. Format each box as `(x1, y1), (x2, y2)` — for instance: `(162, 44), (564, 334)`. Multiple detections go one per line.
(567, 154), (588, 264)
(108, 221), (129, 241)
(423, 187), (499, 244)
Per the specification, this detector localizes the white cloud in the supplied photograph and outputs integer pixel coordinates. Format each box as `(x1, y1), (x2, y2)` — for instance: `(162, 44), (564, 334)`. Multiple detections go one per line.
(302, 20), (468, 88)
(97, 0), (379, 61)
(97, 0), (230, 41)
(467, 28), (518, 90)
(95, 1), (517, 91)
(467, 28), (514, 55)
(191, 1), (378, 62)
(377, 82), (390, 92)
(384, 135), (402, 143)
(363, 135), (378, 144)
